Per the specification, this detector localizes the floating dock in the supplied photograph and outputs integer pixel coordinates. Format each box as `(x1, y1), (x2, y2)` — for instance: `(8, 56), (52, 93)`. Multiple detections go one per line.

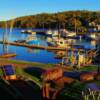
(21, 29), (46, 34)
(0, 41), (85, 52)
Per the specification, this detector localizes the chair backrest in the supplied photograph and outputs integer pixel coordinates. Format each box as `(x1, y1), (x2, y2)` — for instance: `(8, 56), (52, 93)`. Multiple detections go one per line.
(3, 65), (15, 76)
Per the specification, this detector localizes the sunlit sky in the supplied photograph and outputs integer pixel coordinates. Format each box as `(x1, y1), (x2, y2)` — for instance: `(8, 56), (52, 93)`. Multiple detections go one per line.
(0, 0), (100, 21)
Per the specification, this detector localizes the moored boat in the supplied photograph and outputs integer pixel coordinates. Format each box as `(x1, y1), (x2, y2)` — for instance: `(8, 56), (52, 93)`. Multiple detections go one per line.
(47, 38), (70, 48)
(55, 38), (68, 47)
(21, 30), (33, 34)
(85, 33), (96, 40)
(60, 29), (76, 38)
(45, 30), (53, 37)
(45, 29), (59, 37)
(0, 19), (17, 58)
(26, 34), (40, 45)
(0, 53), (16, 58)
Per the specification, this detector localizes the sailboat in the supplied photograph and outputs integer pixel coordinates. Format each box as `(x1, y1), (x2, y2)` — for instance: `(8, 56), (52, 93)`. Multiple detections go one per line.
(45, 29), (59, 37)
(0, 19), (16, 58)
(47, 29), (71, 48)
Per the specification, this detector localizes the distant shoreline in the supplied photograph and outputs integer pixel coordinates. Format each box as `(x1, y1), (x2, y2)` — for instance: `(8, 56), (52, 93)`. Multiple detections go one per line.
(0, 10), (99, 33)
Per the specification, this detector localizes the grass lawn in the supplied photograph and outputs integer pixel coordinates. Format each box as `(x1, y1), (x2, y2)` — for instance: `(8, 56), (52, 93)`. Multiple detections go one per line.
(57, 81), (85, 100)
(0, 58), (54, 88)
(79, 65), (98, 72)
(1, 58), (100, 100)
(15, 67), (42, 88)
(0, 58), (54, 69)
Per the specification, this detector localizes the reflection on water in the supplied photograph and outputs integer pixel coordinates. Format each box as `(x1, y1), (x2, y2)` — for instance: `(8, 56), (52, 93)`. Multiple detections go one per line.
(0, 28), (97, 64)
(27, 48), (40, 53)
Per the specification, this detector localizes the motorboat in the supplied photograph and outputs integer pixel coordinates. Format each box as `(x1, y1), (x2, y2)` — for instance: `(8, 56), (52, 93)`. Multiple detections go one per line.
(45, 30), (59, 37)
(45, 30), (53, 37)
(85, 33), (96, 40)
(26, 34), (40, 45)
(21, 30), (33, 34)
(60, 29), (76, 38)
(47, 38), (70, 48)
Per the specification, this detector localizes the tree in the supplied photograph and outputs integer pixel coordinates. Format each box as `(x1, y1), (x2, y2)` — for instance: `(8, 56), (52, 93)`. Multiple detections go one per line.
(0, 10), (100, 30)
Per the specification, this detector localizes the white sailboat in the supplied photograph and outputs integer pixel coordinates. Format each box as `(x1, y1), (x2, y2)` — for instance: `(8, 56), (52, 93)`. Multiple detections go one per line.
(0, 19), (16, 58)
(60, 29), (76, 38)
(45, 29), (59, 37)
(47, 30), (71, 48)
(86, 33), (96, 40)
(61, 16), (77, 39)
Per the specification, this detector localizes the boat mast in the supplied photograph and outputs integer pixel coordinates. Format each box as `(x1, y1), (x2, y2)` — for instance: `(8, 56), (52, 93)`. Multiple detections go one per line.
(3, 21), (8, 54)
(74, 15), (77, 34)
(58, 19), (61, 39)
(8, 18), (15, 49)
(10, 18), (15, 34)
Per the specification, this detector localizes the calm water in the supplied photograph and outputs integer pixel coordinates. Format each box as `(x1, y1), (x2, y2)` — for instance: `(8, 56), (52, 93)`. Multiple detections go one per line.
(0, 28), (96, 64)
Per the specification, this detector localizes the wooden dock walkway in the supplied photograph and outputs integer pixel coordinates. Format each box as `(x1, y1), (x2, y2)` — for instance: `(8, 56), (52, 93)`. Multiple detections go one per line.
(0, 41), (85, 52)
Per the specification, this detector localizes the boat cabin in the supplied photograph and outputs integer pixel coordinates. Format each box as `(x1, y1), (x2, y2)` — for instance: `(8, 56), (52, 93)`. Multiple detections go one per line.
(60, 29), (76, 38)
(55, 39), (67, 47)
(86, 33), (96, 40)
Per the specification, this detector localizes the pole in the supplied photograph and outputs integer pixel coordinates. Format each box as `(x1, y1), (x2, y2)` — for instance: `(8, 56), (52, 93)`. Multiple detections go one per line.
(97, 63), (100, 74)
(74, 15), (77, 34)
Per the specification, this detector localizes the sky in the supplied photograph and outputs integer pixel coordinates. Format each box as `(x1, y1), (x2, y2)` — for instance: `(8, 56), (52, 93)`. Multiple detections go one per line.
(0, 0), (100, 21)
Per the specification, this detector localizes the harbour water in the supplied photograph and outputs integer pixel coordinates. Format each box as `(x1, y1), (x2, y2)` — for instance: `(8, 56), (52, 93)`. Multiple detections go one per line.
(0, 28), (96, 64)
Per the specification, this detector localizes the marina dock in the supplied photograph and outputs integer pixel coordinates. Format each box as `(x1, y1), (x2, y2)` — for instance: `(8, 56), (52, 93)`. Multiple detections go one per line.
(21, 29), (46, 34)
(0, 41), (85, 52)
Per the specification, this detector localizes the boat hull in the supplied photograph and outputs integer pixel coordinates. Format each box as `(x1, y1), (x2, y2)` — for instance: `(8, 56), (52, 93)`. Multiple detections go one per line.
(26, 40), (40, 45)
(0, 53), (16, 58)
(47, 42), (56, 47)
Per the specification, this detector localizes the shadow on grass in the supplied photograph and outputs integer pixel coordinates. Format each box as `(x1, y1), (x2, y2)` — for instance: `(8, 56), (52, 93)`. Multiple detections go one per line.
(9, 79), (42, 100)
(24, 67), (45, 79)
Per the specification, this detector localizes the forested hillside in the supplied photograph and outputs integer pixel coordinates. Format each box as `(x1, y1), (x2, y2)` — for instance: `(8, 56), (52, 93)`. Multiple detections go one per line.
(0, 10), (100, 32)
